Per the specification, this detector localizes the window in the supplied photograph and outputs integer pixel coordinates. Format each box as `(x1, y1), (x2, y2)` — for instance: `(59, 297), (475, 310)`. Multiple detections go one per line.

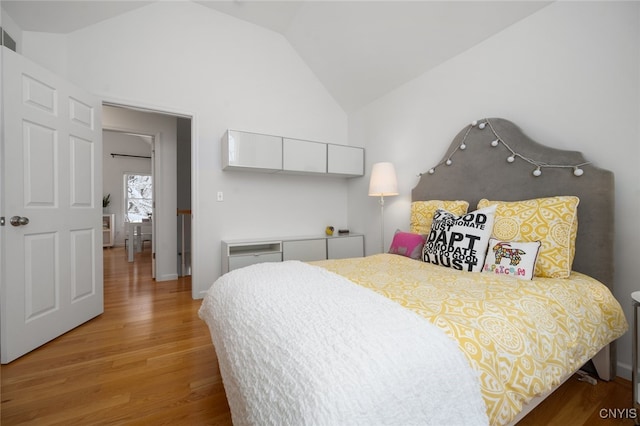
(124, 173), (152, 222)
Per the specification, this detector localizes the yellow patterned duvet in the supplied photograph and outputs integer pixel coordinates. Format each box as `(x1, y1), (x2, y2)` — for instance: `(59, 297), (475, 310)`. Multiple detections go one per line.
(311, 254), (628, 426)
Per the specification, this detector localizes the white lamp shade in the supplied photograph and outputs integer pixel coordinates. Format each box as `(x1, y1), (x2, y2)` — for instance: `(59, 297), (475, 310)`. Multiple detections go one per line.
(368, 162), (398, 196)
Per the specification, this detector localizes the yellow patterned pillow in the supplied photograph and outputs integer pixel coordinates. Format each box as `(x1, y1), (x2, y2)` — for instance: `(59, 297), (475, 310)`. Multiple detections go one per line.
(477, 196), (580, 278)
(410, 200), (469, 235)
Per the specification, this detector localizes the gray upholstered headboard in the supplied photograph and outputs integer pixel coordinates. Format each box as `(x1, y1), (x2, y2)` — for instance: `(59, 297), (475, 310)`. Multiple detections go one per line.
(412, 118), (614, 289)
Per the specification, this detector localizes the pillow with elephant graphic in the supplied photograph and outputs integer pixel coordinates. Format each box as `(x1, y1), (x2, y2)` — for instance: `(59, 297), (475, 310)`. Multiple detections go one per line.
(477, 196), (579, 278)
(482, 239), (541, 280)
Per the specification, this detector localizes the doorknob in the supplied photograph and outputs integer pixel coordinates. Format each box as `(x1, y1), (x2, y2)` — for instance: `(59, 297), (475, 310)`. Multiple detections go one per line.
(9, 216), (29, 226)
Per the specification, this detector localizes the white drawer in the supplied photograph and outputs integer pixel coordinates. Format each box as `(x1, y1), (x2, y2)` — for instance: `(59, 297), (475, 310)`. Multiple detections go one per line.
(228, 252), (282, 271)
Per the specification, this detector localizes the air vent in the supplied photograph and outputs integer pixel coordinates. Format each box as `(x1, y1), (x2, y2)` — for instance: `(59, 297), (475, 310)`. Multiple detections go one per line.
(1, 27), (16, 52)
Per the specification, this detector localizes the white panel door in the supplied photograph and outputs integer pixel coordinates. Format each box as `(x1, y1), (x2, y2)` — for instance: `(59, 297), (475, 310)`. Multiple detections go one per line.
(1, 47), (103, 363)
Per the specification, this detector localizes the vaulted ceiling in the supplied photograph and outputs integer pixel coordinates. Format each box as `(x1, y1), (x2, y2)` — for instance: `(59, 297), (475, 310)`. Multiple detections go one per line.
(1, 1), (550, 112)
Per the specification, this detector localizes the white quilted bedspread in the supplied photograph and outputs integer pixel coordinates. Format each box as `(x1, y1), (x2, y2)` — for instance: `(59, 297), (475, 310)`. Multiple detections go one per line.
(199, 261), (489, 425)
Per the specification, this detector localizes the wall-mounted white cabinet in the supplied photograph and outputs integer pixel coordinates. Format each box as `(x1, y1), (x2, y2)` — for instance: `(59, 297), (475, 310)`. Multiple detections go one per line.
(283, 138), (327, 174)
(222, 129), (364, 177)
(327, 144), (364, 177)
(222, 130), (282, 172)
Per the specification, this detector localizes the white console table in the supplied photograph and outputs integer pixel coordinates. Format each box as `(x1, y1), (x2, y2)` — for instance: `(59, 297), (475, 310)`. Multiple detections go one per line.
(102, 214), (115, 248)
(222, 233), (364, 274)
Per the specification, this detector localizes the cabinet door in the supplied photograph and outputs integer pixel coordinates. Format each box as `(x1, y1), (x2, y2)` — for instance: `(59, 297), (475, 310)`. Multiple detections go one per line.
(222, 130), (282, 172)
(327, 144), (364, 176)
(283, 239), (327, 261)
(283, 138), (327, 173)
(327, 235), (364, 259)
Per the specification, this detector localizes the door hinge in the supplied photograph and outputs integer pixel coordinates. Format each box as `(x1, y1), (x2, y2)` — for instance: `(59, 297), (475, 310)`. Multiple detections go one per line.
(0, 217), (4, 226)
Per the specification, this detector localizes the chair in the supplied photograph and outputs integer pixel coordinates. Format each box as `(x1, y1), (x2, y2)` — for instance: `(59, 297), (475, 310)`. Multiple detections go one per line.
(139, 222), (152, 250)
(124, 223), (141, 259)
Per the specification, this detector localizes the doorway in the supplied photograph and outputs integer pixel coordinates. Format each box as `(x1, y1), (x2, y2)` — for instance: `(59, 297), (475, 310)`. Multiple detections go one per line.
(102, 103), (192, 281)
(103, 130), (154, 273)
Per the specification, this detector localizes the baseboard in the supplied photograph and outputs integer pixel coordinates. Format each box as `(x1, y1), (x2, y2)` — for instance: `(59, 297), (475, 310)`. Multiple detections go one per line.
(156, 273), (179, 282)
(618, 361), (632, 381)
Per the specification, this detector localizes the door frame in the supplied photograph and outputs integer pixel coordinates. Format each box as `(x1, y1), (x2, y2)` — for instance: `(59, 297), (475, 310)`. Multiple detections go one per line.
(101, 98), (197, 297)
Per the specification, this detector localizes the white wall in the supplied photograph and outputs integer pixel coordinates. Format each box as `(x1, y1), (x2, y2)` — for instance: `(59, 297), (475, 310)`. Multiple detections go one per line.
(17, 1), (350, 295)
(348, 1), (639, 379)
(102, 131), (152, 247)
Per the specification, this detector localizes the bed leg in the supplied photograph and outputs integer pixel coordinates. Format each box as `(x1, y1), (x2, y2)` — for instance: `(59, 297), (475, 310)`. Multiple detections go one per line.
(592, 343), (616, 381)
(577, 369), (598, 385)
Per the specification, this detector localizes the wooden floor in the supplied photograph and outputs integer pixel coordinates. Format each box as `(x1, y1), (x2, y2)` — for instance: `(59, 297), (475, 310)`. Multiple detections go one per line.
(1, 247), (231, 425)
(0, 247), (635, 425)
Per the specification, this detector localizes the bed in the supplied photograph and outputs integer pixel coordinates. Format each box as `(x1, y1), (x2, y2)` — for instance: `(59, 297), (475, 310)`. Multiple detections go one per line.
(199, 118), (628, 425)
